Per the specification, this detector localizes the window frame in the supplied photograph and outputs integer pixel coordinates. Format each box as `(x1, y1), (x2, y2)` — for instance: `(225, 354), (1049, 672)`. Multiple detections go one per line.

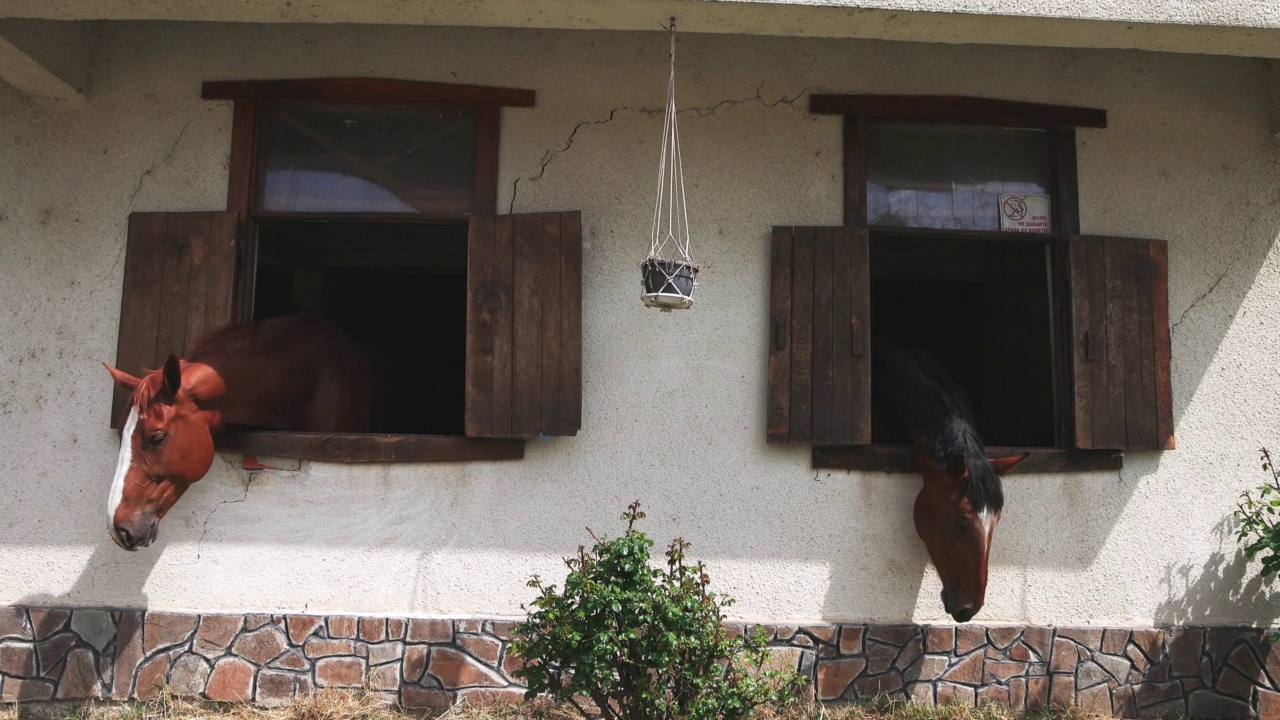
(807, 94), (1124, 472)
(201, 77), (539, 463)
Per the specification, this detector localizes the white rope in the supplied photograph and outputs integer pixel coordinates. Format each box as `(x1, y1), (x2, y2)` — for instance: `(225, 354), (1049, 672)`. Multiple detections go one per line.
(643, 17), (697, 310)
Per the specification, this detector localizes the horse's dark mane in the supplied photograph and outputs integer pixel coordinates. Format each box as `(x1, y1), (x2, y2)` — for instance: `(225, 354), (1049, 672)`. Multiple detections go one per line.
(872, 338), (1003, 513)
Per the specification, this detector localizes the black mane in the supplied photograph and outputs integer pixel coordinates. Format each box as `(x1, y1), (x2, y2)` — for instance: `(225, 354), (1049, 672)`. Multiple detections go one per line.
(871, 338), (1004, 513)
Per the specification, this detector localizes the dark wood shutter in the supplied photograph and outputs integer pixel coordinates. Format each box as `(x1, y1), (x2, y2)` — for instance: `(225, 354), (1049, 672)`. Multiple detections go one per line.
(111, 212), (240, 427)
(1070, 235), (1174, 450)
(465, 211), (582, 438)
(767, 226), (871, 445)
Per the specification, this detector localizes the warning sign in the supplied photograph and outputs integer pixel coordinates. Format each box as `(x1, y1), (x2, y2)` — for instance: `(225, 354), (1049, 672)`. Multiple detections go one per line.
(999, 194), (1052, 233)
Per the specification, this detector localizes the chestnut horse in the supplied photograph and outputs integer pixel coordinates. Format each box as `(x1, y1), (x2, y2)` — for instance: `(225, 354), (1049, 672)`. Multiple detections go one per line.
(872, 339), (1027, 623)
(103, 315), (372, 551)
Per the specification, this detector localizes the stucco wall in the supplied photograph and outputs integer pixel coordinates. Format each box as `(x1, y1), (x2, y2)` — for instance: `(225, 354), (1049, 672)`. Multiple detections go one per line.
(1, 22), (1278, 628)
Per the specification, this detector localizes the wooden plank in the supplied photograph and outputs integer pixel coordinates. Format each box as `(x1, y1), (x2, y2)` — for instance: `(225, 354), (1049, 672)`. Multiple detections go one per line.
(202, 213), (240, 344)
(830, 228), (853, 445)
(1086, 236), (1112, 448)
(473, 104), (500, 215)
(1116, 238), (1143, 449)
(766, 227), (793, 444)
(216, 432), (525, 463)
(1102, 238), (1130, 449)
(811, 227), (834, 445)
(492, 215), (515, 437)
(226, 100), (259, 213)
(180, 214), (215, 353)
(843, 115), (867, 226)
(1051, 128), (1080, 447)
(464, 215), (496, 437)
(203, 78), (537, 108)
(511, 213), (543, 437)
(1150, 239), (1175, 449)
(812, 445), (1124, 473)
(111, 213), (169, 427)
(809, 95), (1107, 128)
(1069, 237), (1094, 449)
(789, 227), (815, 443)
(849, 226), (872, 445)
(1134, 240), (1158, 449)
(539, 213), (562, 435)
(153, 214), (195, 366)
(557, 211), (583, 435)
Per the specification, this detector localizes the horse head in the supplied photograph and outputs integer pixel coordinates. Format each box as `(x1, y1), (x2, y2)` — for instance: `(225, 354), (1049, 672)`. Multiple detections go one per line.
(912, 447), (1027, 623)
(104, 354), (217, 551)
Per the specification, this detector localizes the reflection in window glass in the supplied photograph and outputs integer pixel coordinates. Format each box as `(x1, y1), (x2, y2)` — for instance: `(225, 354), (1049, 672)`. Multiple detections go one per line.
(866, 122), (1051, 231)
(258, 106), (477, 214)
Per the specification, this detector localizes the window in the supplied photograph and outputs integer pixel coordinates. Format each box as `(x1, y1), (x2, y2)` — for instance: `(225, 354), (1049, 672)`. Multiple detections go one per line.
(110, 79), (582, 462)
(767, 96), (1173, 472)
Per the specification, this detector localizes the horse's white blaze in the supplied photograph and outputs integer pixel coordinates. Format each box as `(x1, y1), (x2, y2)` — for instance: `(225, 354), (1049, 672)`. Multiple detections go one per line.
(978, 508), (997, 539)
(108, 406), (138, 525)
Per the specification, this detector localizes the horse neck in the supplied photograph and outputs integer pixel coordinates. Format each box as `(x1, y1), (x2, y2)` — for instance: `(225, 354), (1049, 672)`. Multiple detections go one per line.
(180, 355), (275, 430)
(908, 432), (964, 494)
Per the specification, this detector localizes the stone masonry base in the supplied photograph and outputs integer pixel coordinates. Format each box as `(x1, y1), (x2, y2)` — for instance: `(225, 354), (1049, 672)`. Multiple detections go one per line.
(1, 607), (1278, 718)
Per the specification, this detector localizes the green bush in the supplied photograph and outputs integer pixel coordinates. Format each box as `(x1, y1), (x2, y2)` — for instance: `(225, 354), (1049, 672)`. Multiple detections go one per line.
(510, 501), (805, 720)
(1235, 448), (1280, 579)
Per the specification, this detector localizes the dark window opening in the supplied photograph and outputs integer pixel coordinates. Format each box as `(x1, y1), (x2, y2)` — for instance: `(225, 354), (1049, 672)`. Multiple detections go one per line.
(252, 220), (468, 435)
(869, 234), (1057, 448)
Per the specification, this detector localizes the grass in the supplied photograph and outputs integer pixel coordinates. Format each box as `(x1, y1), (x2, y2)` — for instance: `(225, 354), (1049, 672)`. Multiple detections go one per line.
(0, 690), (1118, 720)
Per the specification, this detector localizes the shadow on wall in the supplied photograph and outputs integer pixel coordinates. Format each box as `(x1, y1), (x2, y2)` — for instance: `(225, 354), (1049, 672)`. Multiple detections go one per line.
(1155, 516), (1280, 627)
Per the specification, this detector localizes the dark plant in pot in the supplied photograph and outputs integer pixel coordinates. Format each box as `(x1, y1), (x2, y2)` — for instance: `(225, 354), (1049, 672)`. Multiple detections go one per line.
(641, 257), (698, 304)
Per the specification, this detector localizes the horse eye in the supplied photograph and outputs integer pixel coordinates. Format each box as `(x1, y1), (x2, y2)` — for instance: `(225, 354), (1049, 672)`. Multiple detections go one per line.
(147, 431), (168, 446)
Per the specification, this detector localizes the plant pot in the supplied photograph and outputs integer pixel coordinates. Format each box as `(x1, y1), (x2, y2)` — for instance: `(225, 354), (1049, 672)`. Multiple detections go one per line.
(640, 258), (697, 309)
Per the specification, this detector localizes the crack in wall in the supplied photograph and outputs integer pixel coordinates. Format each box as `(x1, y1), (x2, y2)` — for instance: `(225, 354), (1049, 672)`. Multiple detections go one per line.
(508, 86), (812, 214)
(1171, 267), (1230, 337)
(195, 473), (254, 560)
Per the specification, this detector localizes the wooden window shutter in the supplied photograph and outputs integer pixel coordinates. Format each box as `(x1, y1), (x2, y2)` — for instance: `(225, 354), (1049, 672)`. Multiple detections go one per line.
(111, 212), (241, 427)
(1070, 235), (1174, 450)
(767, 226), (871, 445)
(466, 211), (582, 438)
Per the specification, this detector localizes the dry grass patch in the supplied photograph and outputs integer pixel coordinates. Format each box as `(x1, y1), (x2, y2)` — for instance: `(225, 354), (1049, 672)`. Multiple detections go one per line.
(0, 690), (1119, 720)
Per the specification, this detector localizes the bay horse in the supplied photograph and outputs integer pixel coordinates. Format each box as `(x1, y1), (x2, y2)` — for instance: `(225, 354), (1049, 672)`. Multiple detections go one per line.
(872, 338), (1027, 623)
(103, 315), (372, 551)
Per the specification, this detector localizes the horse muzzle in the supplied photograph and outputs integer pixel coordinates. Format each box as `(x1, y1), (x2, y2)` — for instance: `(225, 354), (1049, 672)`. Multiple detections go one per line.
(942, 588), (980, 623)
(111, 521), (158, 551)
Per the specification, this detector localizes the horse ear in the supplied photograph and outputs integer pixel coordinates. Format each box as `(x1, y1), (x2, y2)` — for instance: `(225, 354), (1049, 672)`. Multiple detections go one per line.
(162, 354), (182, 396)
(989, 452), (1031, 476)
(103, 363), (142, 392)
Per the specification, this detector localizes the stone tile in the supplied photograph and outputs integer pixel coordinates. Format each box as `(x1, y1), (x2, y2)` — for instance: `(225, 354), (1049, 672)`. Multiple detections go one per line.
(0, 608), (30, 640)
(29, 609), (70, 640)
(914, 655), (947, 682)
(387, 619), (407, 641)
(1058, 627), (1103, 651)
(1258, 687), (1280, 720)
(56, 648), (102, 699)
(988, 627), (1021, 650)
(256, 670), (300, 707)
(868, 625), (917, 646)
(205, 657), (255, 701)
(1169, 627), (1204, 677)
(359, 618), (387, 642)
(1008, 641), (1037, 662)
(316, 656), (366, 688)
(401, 685), (454, 710)
(1049, 673), (1076, 708)
(865, 641), (897, 674)
(1131, 629), (1164, 663)
(1138, 699), (1184, 718)
(169, 653), (212, 696)
(1218, 664), (1257, 700)
(1095, 651), (1132, 683)
(285, 615), (323, 645)
(194, 615), (243, 656)
(456, 620), (483, 634)
(502, 648), (525, 679)
(1050, 638), (1079, 673)
(406, 619), (453, 643)
(1077, 683), (1111, 714)
(853, 669), (903, 698)
(1134, 680), (1182, 708)
(404, 646), (429, 683)
(1228, 642), (1267, 684)
(816, 657), (864, 700)
(906, 681), (933, 705)
(304, 637), (355, 658)
(894, 636), (922, 672)
(1113, 685), (1139, 719)
(270, 649), (308, 671)
(1026, 676), (1050, 712)
(1009, 678), (1027, 714)
(2, 678), (54, 702)
(956, 626), (987, 655)
(369, 641), (405, 666)
(942, 651), (983, 685)
(924, 626), (953, 654)
(110, 611), (143, 701)
(429, 647), (507, 689)
(838, 626), (865, 655)
(1181, 676), (1205, 694)
(984, 659), (1027, 682)
(328, 616), (358, 639)
(36, 632), (76, 676)
(143, 612), (198, 655)
(0, 641), (36, 676)
(457, 688), (527, 709)
(774, 625), (798, 641)
(233, 625), (288, 666)
(1022, 626), (1053, 659)
(791, 634), (814, 648)
(369, 662), (400, 692)
(242, 614), (274, 631)
(71, 610), (115, 651)
(936, 681), (976, 707)
(1103, 628), (1131, 655)
(1187, 689), (1250, 719)
(459, 635), (502, 665)
(803, 625), (838, 645)
(1076, 660), (1112, 690)
(1127, 644), (1151, 673)
(977, 683), (1009, 709)
(133, 653), (171, 700)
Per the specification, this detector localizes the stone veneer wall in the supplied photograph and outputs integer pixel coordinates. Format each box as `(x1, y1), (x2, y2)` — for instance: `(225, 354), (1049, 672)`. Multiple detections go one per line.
(1, 607), (1279, 718)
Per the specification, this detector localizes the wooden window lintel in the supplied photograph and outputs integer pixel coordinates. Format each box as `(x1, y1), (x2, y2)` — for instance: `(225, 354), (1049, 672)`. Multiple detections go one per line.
(809, 94), (1107, 129)
(811, 445), (1124, 474)
(215, 432), (525, 463)
(202, 78), (536, 108)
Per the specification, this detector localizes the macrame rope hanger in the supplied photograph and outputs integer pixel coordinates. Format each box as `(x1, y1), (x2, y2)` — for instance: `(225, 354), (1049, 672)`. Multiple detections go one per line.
(641, 17), (698, 311)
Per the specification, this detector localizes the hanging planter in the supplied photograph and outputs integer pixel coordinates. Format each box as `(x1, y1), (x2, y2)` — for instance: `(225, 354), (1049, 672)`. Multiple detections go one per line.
(641, 18), (699, 312)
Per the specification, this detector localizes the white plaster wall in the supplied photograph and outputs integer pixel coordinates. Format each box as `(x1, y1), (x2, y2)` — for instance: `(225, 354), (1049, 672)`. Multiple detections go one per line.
(1, 22), (1279, 627)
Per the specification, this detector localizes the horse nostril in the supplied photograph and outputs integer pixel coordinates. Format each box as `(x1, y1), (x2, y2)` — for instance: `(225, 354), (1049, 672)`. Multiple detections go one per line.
(951, 607), (977, 623)
(115, 526), (135, 548)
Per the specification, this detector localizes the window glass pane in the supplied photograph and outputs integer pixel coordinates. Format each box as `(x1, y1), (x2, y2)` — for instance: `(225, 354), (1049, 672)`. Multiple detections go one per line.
(866, 122), (1051, 232)
(258, 106), (477, 214)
